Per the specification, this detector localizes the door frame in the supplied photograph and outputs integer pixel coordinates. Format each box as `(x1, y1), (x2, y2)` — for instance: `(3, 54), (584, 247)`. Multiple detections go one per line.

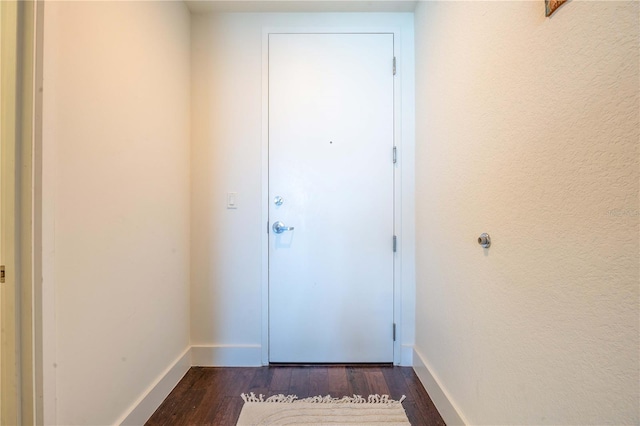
(1, 0), (40, 423)
(260, 25), (414, 366)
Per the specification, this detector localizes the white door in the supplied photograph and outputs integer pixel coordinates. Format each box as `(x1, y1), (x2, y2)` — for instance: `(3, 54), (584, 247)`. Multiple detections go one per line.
(268, 33), (395, 363)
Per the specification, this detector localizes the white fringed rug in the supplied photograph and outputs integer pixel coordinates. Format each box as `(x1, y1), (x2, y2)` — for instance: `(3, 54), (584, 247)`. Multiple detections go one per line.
(237, 393), (411, 425)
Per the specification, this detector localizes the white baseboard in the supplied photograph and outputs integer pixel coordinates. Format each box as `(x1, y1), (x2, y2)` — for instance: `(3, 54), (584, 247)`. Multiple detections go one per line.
(115, 345), (261, 425)
(413, 348), (467, 426)
(117, 347), (192, 426)
(191, 344), (262, 367)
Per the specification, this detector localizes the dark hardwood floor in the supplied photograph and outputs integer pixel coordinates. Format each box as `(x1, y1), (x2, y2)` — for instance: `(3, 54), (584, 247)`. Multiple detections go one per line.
(145, 365), (445, 425)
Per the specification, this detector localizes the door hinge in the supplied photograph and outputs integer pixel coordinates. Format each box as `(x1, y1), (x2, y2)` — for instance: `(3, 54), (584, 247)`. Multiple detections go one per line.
(1, 265), (5, 284)
(393, 235), (397, 252)
(393, 323), (396, 341)
(393, 57), (396, 76)
(267, 220), (270, 234)
(393, 146), (397, 164)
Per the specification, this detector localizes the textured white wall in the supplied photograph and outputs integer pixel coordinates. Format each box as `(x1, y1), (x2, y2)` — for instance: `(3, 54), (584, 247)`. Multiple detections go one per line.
(414, 1), (639, 424)
(42, 2), (191, 424)
(190, 12), (415, 363)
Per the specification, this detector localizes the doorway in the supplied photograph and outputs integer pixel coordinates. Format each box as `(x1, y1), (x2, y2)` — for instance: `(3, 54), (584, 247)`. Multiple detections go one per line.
(268, 33), (395, 363)
(0, 1), (37, 423)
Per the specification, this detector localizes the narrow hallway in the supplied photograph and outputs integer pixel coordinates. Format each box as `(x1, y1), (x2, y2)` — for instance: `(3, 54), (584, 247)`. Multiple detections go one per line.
(146, 366), (445, 425)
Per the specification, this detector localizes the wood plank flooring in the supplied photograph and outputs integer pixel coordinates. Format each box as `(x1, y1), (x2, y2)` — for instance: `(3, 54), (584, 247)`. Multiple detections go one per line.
(145, 366), (445, 425)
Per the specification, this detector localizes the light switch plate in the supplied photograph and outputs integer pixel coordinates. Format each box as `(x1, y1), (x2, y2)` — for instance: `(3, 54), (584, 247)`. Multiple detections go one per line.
(227, 192), (238, 209)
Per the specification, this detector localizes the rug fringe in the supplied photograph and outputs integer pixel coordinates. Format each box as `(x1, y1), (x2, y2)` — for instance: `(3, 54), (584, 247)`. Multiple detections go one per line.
(241, 393), (298, 403)
(241, 393), (406, 405)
